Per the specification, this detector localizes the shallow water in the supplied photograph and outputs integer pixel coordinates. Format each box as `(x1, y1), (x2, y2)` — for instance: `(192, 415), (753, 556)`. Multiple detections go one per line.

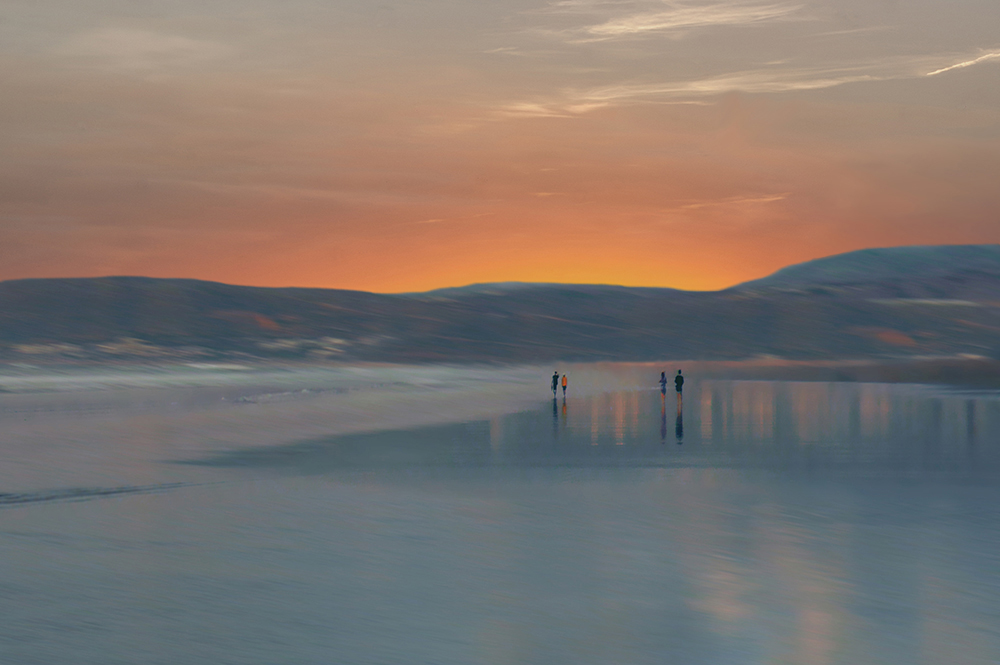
(2, 379), (1000, 664)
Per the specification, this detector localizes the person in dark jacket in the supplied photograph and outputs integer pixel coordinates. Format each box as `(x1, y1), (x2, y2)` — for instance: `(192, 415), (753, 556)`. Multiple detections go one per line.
(551, 371), (559, 395)
(659, 371), (668, 395)
(674, 370), (684, 393)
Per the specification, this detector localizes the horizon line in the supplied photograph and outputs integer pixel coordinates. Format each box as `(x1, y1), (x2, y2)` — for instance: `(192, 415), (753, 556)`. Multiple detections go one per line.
(0, 242), (996, 295)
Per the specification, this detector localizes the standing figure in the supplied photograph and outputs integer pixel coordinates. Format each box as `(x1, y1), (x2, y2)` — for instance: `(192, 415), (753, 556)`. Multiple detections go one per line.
(561, 373), (568, 397)
(674, 369), (684, 409)
(551, 371), (559, 396)
(659, 371), (668, 395)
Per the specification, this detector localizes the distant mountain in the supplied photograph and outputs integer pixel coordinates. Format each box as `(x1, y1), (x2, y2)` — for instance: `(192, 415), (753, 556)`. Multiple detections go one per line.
(402, 282), (544, 298)
(407, 282), (684, 299)
(1, 245), (998, 363)
(736, 245), (1000, 299)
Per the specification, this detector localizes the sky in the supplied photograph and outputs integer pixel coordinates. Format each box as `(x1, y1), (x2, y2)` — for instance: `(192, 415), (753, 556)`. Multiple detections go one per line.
(2, 0), (1000, 292)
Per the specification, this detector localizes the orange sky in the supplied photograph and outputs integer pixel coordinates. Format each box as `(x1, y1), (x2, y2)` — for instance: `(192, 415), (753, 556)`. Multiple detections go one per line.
(3, 0), (1000, 292)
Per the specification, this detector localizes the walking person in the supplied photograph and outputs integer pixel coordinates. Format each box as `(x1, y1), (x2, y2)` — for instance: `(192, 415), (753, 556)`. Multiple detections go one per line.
(561, 373), (568, 397)
(551, 371), (559, 396)
(674, 369), (684, 409)
(659, 371), (668, 395)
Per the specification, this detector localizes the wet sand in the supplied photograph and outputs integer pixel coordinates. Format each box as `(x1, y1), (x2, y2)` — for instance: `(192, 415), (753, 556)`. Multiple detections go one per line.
(2, 362), (1000, 664)
(0, 359), (995, 482)
(0, 364), (549, 484)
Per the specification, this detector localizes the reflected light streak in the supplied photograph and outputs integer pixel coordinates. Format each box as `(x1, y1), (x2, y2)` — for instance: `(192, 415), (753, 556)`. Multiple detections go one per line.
(614, 392), (625, 445)
(700, 385), (713, 441)
(590, 394), (600, 446)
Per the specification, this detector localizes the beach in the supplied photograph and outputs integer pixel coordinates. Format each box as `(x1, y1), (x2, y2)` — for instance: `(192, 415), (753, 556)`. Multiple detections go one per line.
(2, 362), (1000, 664)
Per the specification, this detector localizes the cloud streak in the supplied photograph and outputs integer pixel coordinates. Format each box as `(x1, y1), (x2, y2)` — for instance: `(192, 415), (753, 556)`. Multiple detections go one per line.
(582, 2), (804, 39)
(537, 0), (805, 42)
(56, 28), (232, 70)
(496, 47), (1000, 117)
(679, 193), (789, 209)
(926, 50), (1000, 76)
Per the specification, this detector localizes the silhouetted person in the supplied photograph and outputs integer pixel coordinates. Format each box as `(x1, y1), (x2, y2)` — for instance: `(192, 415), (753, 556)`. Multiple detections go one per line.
(674, 370), (684, 410)
(561, 373), (568, 397)
(551, 371), (559, 396)
(659, 371), (668, 395)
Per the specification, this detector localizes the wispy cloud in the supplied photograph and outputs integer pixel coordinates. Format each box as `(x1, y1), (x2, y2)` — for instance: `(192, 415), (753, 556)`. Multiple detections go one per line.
(804, 25), (894, 38)
(679, 193), (789, 209)
(576, 68), (879, 99)
(496, 97), (709, 117)
(497, 102), (576, 118)
(926, 50), (1000, 76)
(582, 2), (804, 40)
(484, 46), (526, 55)
(536, 0), (805, 42)
(56, 28), (232, 70)
(495, 47), (1000, 117)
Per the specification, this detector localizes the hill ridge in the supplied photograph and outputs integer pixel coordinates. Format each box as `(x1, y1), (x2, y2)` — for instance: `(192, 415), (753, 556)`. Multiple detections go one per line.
(1, 244), (998, 362)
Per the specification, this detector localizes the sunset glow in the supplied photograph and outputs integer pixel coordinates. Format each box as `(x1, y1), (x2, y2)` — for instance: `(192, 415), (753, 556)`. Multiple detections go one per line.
(3, 0), (1000, 292)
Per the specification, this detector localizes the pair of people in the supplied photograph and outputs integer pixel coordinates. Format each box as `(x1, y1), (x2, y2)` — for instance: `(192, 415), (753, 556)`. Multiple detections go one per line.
(551, 370), (682, 397)
(660, 370), (683, 395)
(551, 371), (567, 396)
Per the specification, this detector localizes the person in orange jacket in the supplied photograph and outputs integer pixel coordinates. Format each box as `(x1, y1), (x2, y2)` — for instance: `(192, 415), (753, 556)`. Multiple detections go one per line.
(561, 373), (568, 397)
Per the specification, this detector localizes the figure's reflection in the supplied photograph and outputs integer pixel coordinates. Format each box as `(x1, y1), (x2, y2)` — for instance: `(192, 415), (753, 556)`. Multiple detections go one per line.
(675, 394), (684, 443)
(967, 399), (976, 446)
(552, 397), (559, 438)
(553, 397), (568, 439)
(660, 394), (667, 443)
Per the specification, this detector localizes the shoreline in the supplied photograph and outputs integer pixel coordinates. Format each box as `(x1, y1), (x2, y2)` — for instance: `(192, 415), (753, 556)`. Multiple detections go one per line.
(2, 355), (998, 392)
(0, 358), (995, 466)
(0, 365), (553, 462)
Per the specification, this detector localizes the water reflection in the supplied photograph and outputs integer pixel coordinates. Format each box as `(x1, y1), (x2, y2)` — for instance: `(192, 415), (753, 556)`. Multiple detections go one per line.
(676, 392), (684, 443)
(552, 396), (558, 438)
(660, 394), (667, 443)
(6, 379), (1000, 665)
(196, 381), (1000, 478)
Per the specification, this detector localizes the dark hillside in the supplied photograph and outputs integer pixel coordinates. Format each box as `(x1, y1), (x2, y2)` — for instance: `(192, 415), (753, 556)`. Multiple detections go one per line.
(1, 245), (998, 362)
